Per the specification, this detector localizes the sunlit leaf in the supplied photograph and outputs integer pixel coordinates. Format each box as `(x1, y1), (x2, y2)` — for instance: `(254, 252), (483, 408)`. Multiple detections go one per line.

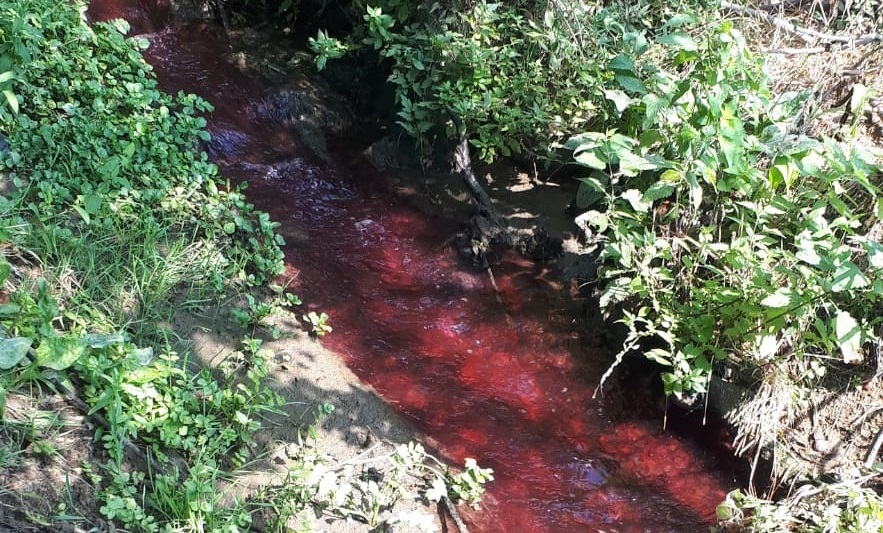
(574, 149), (606, 169)
(835, 309), (863, 364)
(830, 261), (869, 292)
(760, 288), (793, 308)
(620, 189), (652, 212)
(866, 241), (883, 269)
(795, 237), (822, 266)
(643, 182), (675, 203)
(618, 150), (660, 176)
(2, 89), (17, 114)
(35, 335), (85, 371)
(663, 14), (697, 30)
(757, 334), (779, 359)
(604, 89), (633, 114)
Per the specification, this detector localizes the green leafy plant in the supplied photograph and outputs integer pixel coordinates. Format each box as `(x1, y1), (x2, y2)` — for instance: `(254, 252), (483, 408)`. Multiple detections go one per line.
(566, 19), (882, 403)
(308, 29), (348, 71)
(231, 284), (302, 338)
(718, 480), (883, 532)
(314, 0), (636, 162)
(303, 311), (332, 337)
(261, 439), (492, 531)
(0, 2), (291, 530)
(1, 0), (284, 287)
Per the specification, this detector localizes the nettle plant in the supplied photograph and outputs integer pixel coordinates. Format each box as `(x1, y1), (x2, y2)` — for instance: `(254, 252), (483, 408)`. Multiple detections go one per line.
(571, 20), (882, 401)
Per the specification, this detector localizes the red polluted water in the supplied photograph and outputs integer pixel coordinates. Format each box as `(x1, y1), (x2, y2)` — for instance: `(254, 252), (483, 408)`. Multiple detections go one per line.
(87, 4), (736, 531)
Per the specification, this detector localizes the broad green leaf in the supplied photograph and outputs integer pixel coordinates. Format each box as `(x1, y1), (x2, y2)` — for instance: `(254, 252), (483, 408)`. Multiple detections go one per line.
(614, 74), (646, 95)
(830, 261), (869, 292)
(133, 347), (154, 365)
(835, 309), (863, 364)
(656, 32), (698, 51)
(83, 194), (103, 214)
(0, 337), (32, 369)
(621, 189), (652, 212)
(574, 150), (606, 170)
(623, 31), (649, 56)
(643, 182), (676, 202)
(576, 180), (604, 209)
(562, 132), (605, 151)
(660, 169), (682, 183)
(866, 241), (883, 269)
(2, 89), (17, 114)
(97, 156), (121, 180)
(604, 90), (633, 114)
(795, 242), (822, 266)
(645, 348), (672, 365)
(663, 14), (697, 30)
(760, 288), (793, 308)
(608, 54), (635, 72)
(619, 150), (661, 176)
(35, 335), (85, 371)
(83, 333), (126, 348)
(0, 303), (20, 316)
(0, 260), (9, 285)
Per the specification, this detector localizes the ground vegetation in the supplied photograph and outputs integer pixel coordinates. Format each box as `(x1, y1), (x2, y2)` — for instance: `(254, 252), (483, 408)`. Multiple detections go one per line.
(0, 1), (490, 531)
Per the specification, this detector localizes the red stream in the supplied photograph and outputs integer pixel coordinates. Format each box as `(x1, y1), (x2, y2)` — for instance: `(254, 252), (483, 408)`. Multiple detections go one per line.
(87, 4), (735, 531)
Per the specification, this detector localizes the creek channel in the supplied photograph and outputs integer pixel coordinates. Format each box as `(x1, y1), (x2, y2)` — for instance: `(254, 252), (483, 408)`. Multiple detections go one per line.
(87, 2), (736, 531)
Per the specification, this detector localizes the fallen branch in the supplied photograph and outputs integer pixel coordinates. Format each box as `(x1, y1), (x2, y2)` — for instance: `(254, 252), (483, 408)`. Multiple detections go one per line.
(763, 46), (827, 55)
(443, 495), (471, 533)
(721, 1), (883, 47)
(865, 425), (883, 469)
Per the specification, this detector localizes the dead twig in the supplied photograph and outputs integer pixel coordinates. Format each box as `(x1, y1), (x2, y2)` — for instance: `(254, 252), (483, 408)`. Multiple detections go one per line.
(764, 46), (827, 54)
(865, 426), (883, 469)
(721, 1), (883, 47)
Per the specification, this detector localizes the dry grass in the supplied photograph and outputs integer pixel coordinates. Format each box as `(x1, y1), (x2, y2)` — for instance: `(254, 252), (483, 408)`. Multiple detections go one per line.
(724, 0), (883, 144)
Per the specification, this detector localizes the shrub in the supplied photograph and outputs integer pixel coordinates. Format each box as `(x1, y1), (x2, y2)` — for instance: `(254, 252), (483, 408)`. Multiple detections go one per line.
(567, 20), (882, 401)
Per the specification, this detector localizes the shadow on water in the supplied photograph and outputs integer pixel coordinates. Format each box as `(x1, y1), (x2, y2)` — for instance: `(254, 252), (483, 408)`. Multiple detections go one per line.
(87, 3), (737, 531)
